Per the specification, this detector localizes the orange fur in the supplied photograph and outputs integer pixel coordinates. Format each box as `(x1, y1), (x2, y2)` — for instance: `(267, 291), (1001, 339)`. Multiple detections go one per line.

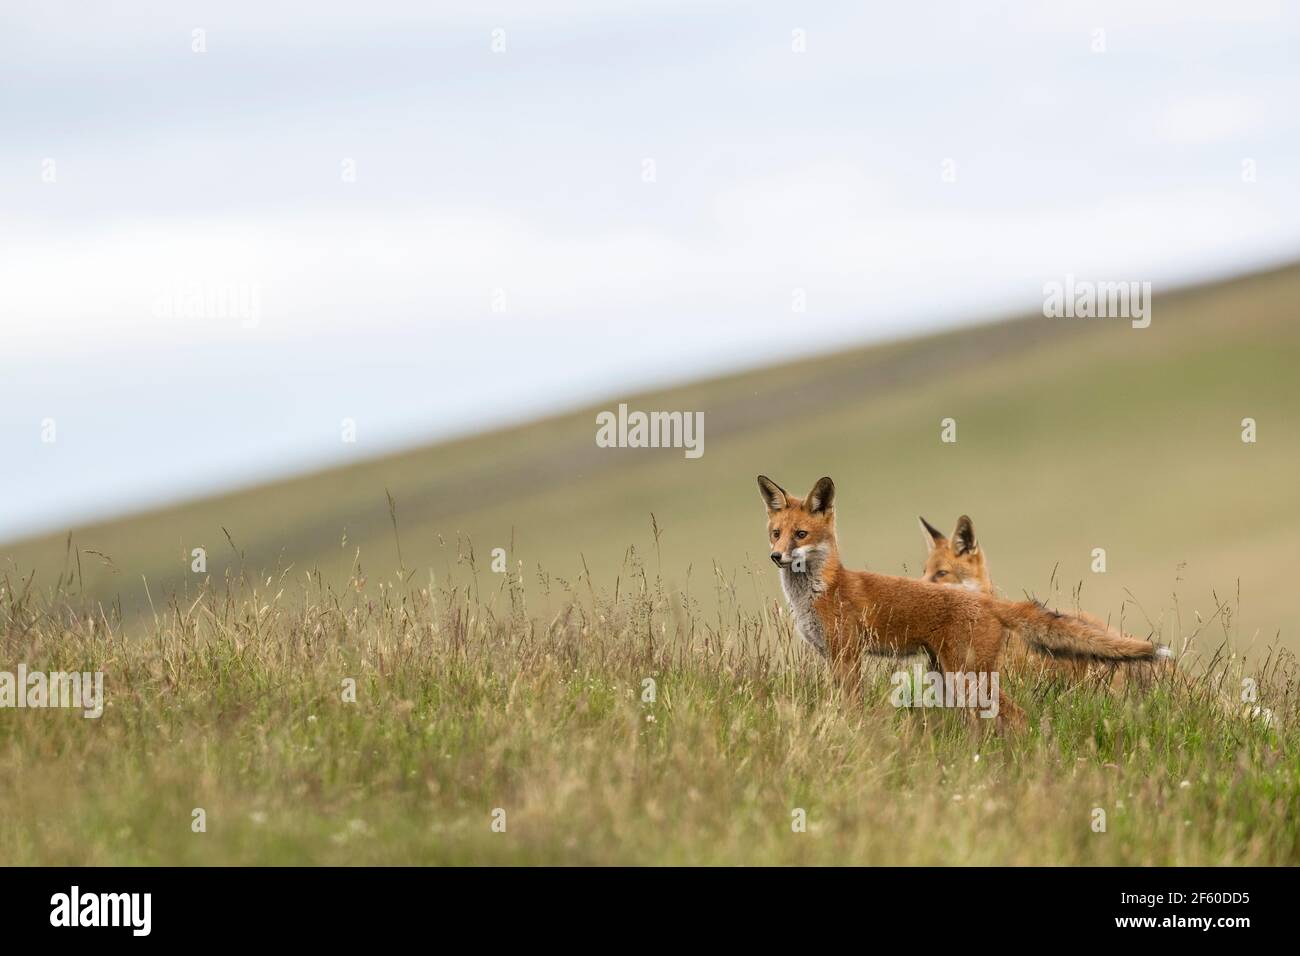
(760, 477), (1165, 729)
(917, 514), (1171, 687)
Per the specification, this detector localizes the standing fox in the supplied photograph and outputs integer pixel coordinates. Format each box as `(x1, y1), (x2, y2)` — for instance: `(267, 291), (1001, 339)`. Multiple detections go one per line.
(918, 514), (1169, 684)
(758, 475), (1168, 727)
(918, 515), (992, 595)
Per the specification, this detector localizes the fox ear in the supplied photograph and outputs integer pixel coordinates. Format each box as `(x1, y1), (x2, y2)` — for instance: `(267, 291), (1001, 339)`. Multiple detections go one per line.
(756, 475), (788, 512)
(919, 516), (946, 551)
(953, 515), (978, 556)
(806, 476), (835, 515)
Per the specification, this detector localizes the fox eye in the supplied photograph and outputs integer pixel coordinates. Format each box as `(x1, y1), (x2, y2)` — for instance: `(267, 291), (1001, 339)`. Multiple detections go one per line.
(795, 530), (808, 540)
(771, 529), (780, 539)
(933, 570), (948, 578)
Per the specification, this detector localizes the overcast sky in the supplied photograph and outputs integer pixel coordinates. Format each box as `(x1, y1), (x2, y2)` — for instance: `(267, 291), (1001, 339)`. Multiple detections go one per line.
(2, 0), (1298, 540)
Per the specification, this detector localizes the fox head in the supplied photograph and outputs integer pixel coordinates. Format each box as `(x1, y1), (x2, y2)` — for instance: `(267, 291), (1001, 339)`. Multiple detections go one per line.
(918, 514), (992, 593)
(756, 475), (837, 570)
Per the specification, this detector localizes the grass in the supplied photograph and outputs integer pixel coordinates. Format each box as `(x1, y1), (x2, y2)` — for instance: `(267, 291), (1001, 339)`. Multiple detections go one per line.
(2, 263), (1298, 656)
(2, 263), (1296, 864)
(2, 540), (1295, 866)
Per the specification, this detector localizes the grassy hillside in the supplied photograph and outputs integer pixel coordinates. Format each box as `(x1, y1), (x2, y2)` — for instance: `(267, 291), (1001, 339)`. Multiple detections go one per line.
(3, 264), (1298, 866)
(2, 569), (1296, 865)
(4, 263), (1298, 655)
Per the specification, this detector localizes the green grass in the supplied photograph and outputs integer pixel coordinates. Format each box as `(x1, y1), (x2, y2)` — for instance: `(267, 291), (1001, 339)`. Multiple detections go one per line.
(2, 263), (1296, 656)
(1, 558), (1294, 865)
(1, 262), (1297, 864)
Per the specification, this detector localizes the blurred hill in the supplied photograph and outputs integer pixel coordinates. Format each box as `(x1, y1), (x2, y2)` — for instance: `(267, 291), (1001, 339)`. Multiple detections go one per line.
(5, 263), (1297, 652)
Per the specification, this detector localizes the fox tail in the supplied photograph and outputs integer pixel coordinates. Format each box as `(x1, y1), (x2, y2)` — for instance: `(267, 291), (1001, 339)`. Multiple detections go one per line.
(995, 600), (1172, 662)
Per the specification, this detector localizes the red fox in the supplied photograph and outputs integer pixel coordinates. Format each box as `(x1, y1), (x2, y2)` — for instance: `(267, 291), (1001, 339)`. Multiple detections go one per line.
(759, 475), (1168, 727)
(918, 514), (1170, 684)
(916, 516), (1280, 725)
(918, 515), (992, 595)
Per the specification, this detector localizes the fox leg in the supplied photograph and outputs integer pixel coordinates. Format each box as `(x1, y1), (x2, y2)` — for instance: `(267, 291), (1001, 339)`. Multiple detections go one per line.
(991, 687), (1026, 732)
(978, 622), (1027, 731)
(826, 632), (862, 703)
(935, 627), (1026, 732)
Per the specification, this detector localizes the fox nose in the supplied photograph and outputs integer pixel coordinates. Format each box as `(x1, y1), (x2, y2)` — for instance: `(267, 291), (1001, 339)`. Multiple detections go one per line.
(770, 552), (784, 566)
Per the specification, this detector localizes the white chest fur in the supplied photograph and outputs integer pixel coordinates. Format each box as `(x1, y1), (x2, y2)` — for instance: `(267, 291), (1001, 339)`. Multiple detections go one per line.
(779, 564), (828, 657)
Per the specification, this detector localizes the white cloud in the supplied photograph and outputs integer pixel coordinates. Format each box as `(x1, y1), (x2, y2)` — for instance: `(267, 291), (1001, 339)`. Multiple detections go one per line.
(2, 0), (1300, 537)
(1147, 93), (1278, 145)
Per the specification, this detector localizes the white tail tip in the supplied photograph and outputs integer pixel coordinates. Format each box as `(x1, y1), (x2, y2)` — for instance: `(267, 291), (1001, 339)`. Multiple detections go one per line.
(1155, 646), (1175, 660)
